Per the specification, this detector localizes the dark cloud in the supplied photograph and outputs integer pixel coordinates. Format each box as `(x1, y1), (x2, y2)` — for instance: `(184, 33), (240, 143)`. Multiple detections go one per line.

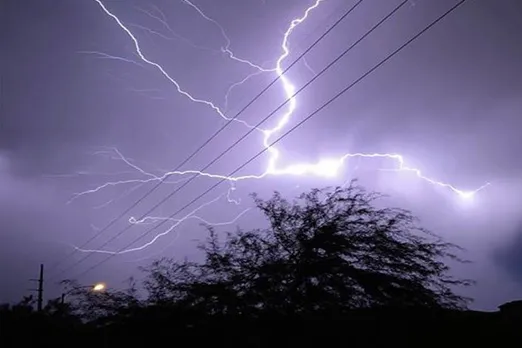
(494, 226), (522, 285)
(2, 0), (522, 308)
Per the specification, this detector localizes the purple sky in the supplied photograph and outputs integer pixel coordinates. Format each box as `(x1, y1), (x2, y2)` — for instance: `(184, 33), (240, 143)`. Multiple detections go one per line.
(2, 0), (522, 310)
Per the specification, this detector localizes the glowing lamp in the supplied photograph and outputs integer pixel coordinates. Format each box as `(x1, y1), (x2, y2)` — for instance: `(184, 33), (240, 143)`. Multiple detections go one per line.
(92, 283), (106, 292)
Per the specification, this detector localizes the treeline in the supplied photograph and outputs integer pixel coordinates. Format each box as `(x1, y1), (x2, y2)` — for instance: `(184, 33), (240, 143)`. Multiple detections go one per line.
(1, 183), (520, 346)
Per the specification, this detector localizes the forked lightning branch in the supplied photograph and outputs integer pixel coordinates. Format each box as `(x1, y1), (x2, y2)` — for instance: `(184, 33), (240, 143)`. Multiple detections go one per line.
(68, 0), (489, 256)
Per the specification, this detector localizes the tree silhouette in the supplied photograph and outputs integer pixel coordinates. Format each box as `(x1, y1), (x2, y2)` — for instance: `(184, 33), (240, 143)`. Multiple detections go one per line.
(57, 279), (142, 324)
(3, 184), (511, 346)
(0, 294), (88, 347)
(143, 182), (472, 319)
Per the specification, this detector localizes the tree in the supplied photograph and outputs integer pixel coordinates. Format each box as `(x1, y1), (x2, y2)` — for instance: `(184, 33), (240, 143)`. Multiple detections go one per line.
(59, 279), (142, 324)
(0, 295), (87, 347)
(143, 181), (472, 318)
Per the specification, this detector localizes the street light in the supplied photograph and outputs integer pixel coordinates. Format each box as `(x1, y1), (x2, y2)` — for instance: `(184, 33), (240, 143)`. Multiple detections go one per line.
(61, 282), (106, 304)
(92, 283), (106, 292)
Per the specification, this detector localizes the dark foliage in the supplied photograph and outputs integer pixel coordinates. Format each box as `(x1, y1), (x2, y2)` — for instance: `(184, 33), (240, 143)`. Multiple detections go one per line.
(3, 183), (521, 346)
(144, 183), (472, 314)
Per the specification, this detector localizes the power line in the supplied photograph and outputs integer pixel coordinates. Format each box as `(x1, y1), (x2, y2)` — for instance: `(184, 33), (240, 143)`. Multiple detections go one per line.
(47, 0), (364, 274)
(72, 0), (463, 280)
(56, 0), (404, 280)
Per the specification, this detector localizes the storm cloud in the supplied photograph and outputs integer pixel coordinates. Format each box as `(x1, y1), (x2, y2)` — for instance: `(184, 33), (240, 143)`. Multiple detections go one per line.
(2, 0), (522, 309)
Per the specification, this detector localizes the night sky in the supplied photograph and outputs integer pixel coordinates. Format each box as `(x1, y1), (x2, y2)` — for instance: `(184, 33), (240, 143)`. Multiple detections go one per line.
(2, 0), (522, 310)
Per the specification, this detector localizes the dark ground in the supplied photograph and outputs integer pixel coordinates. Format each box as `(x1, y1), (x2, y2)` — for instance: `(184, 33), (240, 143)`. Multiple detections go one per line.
(2, 304), (522, 347)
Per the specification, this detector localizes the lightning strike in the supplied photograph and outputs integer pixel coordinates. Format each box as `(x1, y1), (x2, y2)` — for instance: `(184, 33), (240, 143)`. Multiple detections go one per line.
(125, 206), (251, 263)
(73, 0), (491, 255)
(223, 69), (266, 111)
(302, 57), (317, 76)
(92, 0), (260, 130)
(182, 0), (276, 72)
(226, 184), (242, 205)
(78, 51), (146, 68)
(180, 0), (278, 111)
(133, 5), (216, 52)
(74, 193), (251, 255)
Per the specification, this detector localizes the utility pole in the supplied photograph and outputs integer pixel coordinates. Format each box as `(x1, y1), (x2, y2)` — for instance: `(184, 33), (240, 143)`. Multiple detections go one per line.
(37, 264), (44, 311)
(29, 264), (44, 311)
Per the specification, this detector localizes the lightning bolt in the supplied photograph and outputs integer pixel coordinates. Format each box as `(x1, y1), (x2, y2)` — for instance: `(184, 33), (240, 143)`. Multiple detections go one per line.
(123, 204), (250, 264)
(65, 0), (488, 256)
(78, 51), (146, 68)
(132, 5), (217, 53)
(74, 192), (252, 255)
(179, 0), (278, 112)
(92, 0), (262, 131)
(182, 0), (276, 72)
